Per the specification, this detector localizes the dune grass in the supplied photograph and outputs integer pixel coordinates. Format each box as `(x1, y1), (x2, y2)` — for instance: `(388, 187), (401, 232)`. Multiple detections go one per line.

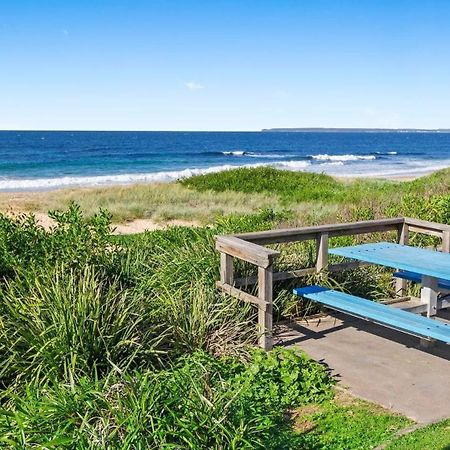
(181, 166), (450, 204)
(0, 182), (279, 224)
(1, 167), (448, 228)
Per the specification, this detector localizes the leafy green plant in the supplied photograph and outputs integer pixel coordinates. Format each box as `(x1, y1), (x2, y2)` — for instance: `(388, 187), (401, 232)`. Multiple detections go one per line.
(0, 350), (333, 449)
(0, 203), (115, 279)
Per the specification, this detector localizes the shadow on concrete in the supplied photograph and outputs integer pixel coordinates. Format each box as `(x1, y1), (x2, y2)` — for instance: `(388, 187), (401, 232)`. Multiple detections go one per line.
(275, 310), (450, 362)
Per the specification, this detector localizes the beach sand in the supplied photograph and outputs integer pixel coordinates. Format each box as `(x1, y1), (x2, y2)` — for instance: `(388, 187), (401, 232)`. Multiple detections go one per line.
(3, 210), (199, 235)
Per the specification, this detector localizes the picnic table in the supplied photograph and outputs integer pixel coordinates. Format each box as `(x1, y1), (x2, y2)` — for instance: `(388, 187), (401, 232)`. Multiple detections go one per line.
(294, 241), (450, 345)
(329, 242), (450, 317)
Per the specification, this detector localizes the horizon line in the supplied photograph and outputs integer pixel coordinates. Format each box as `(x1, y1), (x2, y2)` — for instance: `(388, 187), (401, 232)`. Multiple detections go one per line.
(2, 127), (450, 133)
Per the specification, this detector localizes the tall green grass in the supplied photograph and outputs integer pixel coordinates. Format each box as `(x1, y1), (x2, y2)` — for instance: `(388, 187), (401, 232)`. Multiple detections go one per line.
(0, 266), (167, 386)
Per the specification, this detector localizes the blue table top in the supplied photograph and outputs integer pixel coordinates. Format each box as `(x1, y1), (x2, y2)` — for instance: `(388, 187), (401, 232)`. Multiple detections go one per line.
(329, 242), (450, 281)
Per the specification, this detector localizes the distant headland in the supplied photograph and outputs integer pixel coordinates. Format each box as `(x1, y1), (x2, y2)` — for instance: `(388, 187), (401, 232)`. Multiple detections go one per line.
(261, 128), (450, 133)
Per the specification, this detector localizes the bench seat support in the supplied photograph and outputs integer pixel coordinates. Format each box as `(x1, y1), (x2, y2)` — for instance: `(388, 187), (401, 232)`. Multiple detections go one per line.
(393, 270), (450, 292)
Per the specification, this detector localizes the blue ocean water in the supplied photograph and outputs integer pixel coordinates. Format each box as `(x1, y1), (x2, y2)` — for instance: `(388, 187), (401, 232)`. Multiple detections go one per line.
(0, 131), (449, 191)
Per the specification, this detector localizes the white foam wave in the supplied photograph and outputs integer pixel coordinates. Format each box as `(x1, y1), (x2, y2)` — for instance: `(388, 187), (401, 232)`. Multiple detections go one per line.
(222, 151), (245, 156)
(0, 166), (242, 190)
(0, 161), (310, 191)
(2, 158), (448, 191)
(338, 161), (450, 178)
(311, 153), (376, 161)
(222, 150), (287, 158)
(274, 160), (312, 169)
(320, 161), (345, 166)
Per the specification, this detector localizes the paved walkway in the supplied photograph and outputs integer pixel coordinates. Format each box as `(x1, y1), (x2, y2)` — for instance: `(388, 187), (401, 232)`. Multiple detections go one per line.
(276, 311), (450, 423)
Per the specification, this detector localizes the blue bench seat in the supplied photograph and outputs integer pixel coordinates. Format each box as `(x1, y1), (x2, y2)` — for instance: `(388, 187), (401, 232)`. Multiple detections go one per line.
(293, 285), (450, 343)
(393, 270), (450, 291)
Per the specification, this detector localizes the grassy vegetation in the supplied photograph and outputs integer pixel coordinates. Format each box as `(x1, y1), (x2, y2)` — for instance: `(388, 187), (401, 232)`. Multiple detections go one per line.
(290, 391), (412, 450)
(0, 182), (278, 224)
(2, 167), (448, 226)
(181, 166), (450, 204)
(387, 419), (450, 449)
(0, 167), (449, 447)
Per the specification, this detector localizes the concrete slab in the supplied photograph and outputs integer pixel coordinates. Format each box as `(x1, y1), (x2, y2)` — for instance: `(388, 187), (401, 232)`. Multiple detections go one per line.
(276, 311), (450, 423)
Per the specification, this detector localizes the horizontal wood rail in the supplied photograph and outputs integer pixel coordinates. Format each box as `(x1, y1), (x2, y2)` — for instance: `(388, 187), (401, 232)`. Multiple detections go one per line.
(215, 217), (450, 350)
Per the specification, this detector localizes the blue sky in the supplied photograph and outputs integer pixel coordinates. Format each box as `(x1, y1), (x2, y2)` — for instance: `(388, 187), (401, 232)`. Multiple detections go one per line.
(1, 0), (450, 131)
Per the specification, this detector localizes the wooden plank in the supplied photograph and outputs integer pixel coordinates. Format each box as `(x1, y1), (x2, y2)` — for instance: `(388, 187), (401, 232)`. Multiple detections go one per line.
(215, 235), (279, 268)
(408, 226), (443, 238)
(215, 281), (267, 307)
(397, 223), (410, 245)
(234, 267), (317, 287)
(233, 218), (404, 245)
(234, 261), (367, 287)
(258, 265), (273, 351)
(220, 252), (234, 285)
(316, 232), (329, 272)
(405, 217), (450, 233)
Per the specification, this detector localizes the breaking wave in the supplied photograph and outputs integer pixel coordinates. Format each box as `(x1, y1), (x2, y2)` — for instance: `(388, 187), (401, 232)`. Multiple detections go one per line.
(310, 154), (377, 161)
(0, 161), (309, 191)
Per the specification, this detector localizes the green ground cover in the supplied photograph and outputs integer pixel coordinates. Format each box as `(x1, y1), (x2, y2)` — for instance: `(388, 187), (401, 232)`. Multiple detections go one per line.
(0, 168), (449, 447)
(387, 419), (450, 449)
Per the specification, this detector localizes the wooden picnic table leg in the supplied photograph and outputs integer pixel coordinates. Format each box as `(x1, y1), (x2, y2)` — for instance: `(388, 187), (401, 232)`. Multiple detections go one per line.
(421, 275), (438, 318)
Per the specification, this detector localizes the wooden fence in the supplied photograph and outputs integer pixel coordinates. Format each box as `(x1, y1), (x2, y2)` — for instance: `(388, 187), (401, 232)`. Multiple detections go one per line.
(215, 217), (450, 350)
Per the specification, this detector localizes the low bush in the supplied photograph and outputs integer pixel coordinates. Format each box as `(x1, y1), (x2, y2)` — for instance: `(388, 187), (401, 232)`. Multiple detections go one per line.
(0, 349), (332, 449)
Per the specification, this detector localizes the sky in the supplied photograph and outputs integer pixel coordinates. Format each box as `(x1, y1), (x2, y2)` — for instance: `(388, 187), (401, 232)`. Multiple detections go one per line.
(1, 0), (450, 131)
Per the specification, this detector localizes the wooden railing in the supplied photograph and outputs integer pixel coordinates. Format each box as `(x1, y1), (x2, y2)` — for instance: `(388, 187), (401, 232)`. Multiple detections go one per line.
(215, 217), (450, 350)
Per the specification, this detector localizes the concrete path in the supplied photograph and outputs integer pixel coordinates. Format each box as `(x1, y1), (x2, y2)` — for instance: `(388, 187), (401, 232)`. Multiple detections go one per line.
(276, 311), (450, 423)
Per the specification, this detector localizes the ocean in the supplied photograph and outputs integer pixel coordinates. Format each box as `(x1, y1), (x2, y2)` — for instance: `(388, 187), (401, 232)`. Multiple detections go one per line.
(0, 130), (450, 191)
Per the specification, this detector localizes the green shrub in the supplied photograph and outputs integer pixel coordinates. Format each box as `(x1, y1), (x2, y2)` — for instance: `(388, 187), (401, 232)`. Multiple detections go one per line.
(0, 349), (332, 449)
(0, 203), (115, 279)
(180, 167), (346, 203)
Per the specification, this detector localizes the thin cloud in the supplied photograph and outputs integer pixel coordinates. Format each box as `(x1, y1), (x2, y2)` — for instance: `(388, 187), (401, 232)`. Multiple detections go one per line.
(61, 29), (69, 36)
(184, 81), (204, 91)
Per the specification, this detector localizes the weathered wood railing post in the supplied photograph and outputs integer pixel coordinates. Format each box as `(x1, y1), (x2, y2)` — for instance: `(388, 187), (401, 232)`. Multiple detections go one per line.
(220, 252), (234, 285)
(443, 230), (450, 253)
(215, 235), (279, 350)
(258, 265), (273, 350)
(395, 221), (409, 296)
(316, 232), (329, 272)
